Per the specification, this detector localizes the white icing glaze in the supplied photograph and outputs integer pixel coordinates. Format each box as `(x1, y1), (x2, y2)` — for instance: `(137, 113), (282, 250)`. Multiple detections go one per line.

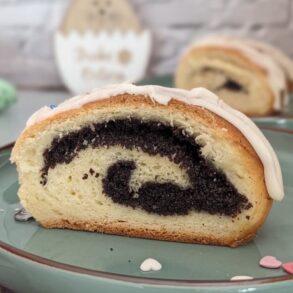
(188, 35), (287, 110)
(25, 84), (284, 201)
(140, 258), (162, 272)
(242, 38), (293, 82)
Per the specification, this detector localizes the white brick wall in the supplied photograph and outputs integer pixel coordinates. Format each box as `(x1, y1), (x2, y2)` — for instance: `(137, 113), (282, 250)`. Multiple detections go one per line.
(0, 0), (293, 88)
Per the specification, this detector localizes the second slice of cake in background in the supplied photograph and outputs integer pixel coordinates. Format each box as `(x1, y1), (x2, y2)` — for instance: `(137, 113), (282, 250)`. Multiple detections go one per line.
(175, 36), (290, 116)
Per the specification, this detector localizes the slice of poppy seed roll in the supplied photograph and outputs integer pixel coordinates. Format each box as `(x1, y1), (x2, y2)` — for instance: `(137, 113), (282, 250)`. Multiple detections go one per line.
(11, 84), (284, 247)
(175, 36), (288, 117)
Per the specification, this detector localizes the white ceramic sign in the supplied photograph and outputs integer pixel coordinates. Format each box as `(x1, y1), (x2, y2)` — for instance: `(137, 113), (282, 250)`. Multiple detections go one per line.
(55, 31), (151, 94)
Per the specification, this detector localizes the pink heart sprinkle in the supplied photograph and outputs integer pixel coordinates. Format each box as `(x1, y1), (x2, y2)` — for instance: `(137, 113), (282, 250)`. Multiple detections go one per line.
(259, 256), (282, 269)
(282, 262), (293, 274)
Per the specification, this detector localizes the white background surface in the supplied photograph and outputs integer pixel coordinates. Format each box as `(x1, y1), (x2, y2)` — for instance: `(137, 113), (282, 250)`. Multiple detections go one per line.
(0, 0), (293, 89)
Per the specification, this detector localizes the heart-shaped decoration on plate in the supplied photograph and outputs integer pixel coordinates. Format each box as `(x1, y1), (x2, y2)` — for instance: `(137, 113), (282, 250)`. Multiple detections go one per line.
(140, 258), (162, 272)
(230, 275), (254, 281)
(259, 256), (282, 269)
(282, 262), (293, 274)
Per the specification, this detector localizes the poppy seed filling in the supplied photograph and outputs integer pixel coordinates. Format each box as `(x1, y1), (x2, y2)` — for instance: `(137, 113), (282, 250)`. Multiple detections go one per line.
(41, 118), (252, 217)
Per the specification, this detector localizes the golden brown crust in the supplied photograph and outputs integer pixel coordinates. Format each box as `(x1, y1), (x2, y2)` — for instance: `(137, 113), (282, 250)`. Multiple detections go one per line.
(181, 46), (270, 76)
(41, 218), (258, 248)
(12, 93), (261, 159)
(12, 93), (273, 247)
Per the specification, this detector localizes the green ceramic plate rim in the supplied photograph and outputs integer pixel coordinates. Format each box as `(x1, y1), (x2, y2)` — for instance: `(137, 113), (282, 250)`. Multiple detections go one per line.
(0, 129), (292, 288)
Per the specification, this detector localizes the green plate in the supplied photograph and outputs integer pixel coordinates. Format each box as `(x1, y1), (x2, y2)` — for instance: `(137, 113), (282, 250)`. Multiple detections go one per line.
(139, 75), (293, 130)
(0, 128), (292, 293)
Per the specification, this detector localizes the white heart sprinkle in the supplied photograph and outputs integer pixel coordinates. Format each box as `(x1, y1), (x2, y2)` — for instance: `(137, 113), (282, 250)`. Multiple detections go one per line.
(140, 258), (162, 272)
(231, 275), (254, 281)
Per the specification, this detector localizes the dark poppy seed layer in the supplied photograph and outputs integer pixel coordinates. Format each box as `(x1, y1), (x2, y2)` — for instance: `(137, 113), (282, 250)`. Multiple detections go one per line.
(41, 119), (252, 216)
